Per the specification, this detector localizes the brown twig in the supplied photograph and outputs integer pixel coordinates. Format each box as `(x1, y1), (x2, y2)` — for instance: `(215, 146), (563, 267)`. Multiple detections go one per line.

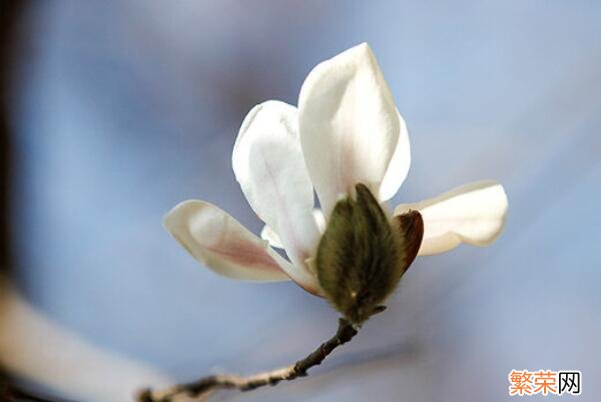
(138, 318), (359, 402)
(0, 381), (75, 402)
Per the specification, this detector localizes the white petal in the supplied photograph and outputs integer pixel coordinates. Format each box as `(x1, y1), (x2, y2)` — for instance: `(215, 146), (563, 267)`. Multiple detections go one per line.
(165, 200), (306, 285)
(299, 43), (400, 216)
(233, 100), (320, 276)
(261, 209), (326, 250)
(261, 224), (283, 249)
(378, 111), (411, 201)
(394, 181), (508, 255)
(313, 208), (326, 233)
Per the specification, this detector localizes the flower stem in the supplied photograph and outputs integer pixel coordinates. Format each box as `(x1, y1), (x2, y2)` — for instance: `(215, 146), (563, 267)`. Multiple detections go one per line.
(137, 318), (359, 402)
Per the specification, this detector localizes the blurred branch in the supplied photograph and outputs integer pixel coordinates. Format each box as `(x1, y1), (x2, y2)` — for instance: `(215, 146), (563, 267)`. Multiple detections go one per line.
(138, 318), (359, 402)
(0, 380), (75, 402)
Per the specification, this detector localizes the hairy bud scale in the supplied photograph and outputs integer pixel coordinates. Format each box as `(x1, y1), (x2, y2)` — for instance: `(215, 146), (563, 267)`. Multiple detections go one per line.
(315, 183), (424, 324)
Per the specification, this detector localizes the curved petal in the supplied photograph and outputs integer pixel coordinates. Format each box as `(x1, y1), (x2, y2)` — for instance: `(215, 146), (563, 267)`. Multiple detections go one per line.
(299, 43), (400, 216)
(379, 111), (411, 201)
(232, 101), (320, 284)
(394, 181), (508, 255)
(261, 209), (326, 250)
(164, 200), (296, 283)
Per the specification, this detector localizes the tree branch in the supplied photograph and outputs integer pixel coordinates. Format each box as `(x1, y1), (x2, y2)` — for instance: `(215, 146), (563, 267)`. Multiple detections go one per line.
(0, 381), (75, 402)
(137, 318), (359, 402)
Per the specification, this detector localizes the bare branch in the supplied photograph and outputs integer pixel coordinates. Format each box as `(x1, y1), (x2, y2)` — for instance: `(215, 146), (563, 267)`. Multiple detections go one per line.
(138, 318), (359, 402)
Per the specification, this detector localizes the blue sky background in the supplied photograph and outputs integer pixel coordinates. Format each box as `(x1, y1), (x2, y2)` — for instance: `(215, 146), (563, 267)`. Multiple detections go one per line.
(8, 1), (601, 401)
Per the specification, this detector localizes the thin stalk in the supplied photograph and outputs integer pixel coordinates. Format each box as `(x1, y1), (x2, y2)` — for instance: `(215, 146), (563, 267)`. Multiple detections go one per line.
(138, 318), (359, 402)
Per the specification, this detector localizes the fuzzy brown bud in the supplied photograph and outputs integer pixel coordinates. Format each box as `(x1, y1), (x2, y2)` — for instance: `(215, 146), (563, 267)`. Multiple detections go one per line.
(315, 183), (424, 324)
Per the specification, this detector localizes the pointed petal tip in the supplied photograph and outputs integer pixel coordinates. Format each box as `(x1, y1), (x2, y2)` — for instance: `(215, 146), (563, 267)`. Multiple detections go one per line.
(349, 41), (373, 56)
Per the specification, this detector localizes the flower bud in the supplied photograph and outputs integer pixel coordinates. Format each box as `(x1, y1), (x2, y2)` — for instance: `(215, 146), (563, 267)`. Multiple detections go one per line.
(315, 183), (423, 324)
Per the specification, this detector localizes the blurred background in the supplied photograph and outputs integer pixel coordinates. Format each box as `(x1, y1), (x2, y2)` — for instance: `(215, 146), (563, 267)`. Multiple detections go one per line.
(1, 1), (600, 401)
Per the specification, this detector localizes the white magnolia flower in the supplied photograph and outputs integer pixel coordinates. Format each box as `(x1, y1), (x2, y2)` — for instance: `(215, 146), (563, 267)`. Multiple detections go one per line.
(164, 43), (508, 298)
